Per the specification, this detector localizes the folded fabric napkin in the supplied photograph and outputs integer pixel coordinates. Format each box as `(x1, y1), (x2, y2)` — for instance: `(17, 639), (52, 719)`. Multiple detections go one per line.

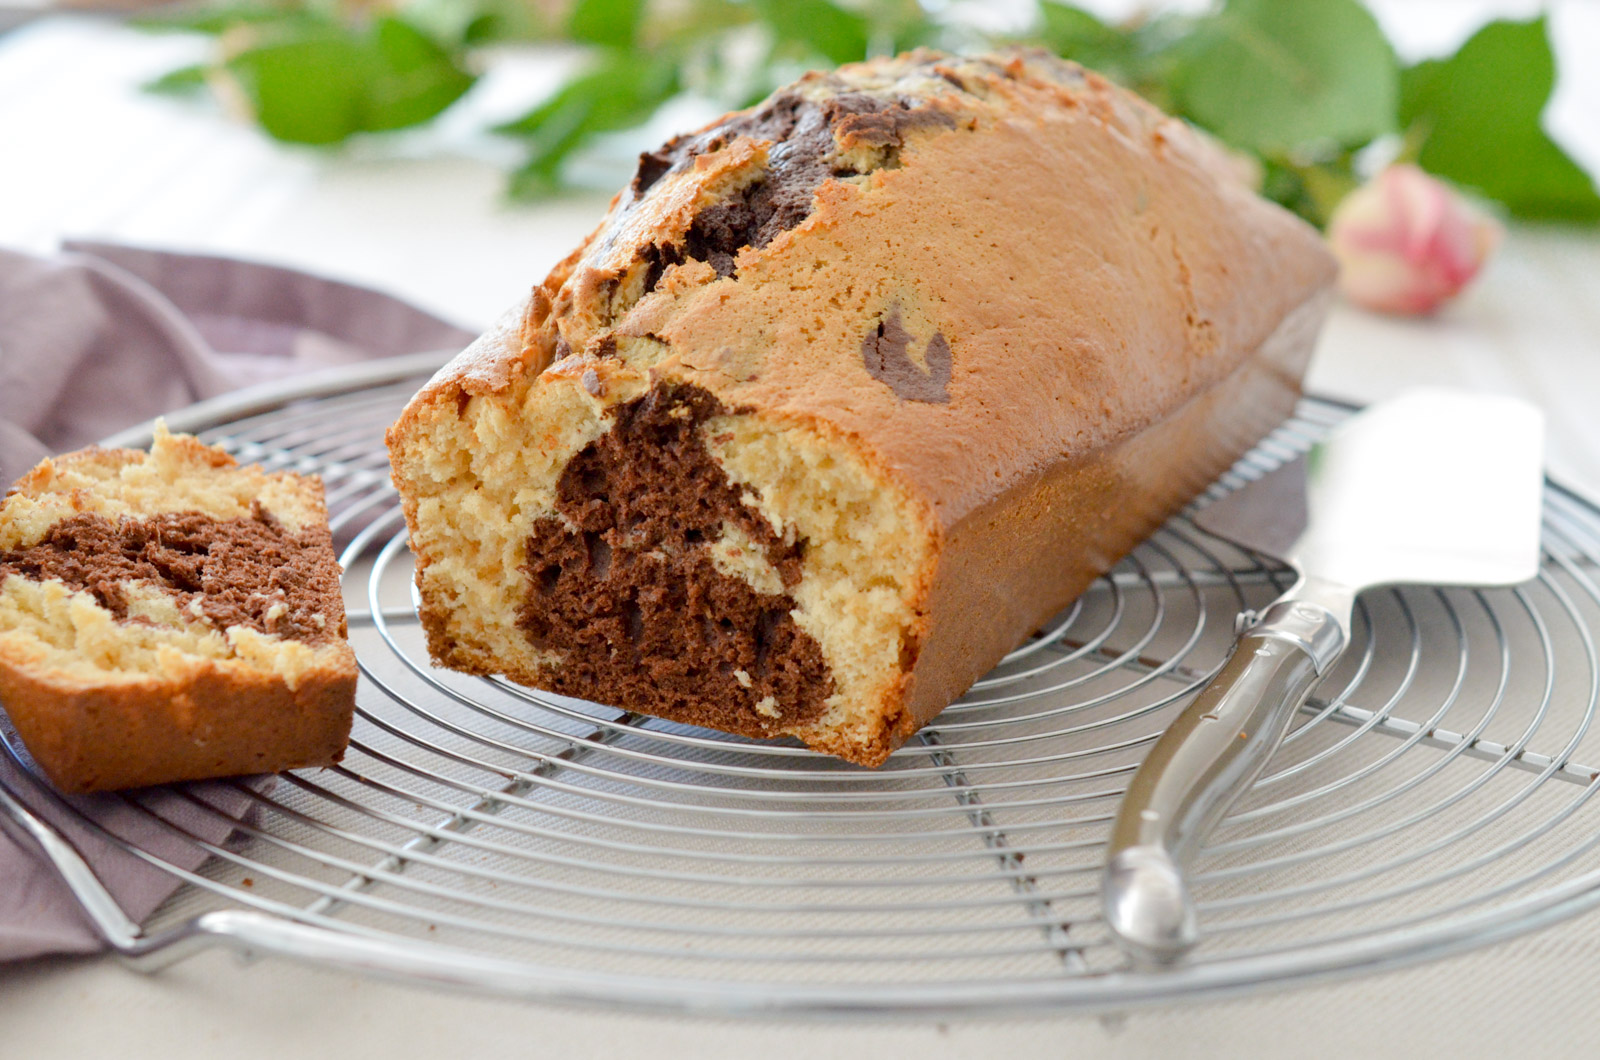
(0, 241), (474, 487)
(0, 727), (276, 961)
(0, 242), (476, 961)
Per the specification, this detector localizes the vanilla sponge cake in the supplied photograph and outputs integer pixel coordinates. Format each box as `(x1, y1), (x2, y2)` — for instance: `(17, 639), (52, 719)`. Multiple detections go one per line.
(0, 427), (357, 792)
(387, 50), (1337, 766)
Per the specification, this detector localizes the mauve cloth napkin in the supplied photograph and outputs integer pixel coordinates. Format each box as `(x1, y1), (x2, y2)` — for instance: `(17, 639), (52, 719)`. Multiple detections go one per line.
(0, 242), (476, 961)
(0, 241), (474, 486)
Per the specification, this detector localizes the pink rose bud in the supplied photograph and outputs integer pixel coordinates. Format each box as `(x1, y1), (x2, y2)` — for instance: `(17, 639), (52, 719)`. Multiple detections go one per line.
(1327, 164), (1502, 316)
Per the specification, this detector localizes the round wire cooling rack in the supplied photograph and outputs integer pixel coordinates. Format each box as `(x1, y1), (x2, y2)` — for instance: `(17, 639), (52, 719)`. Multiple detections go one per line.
(5, 353), (1600, 1016)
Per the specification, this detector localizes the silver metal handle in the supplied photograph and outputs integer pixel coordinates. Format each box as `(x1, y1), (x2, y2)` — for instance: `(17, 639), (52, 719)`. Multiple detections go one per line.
(0, 781), (149, 954)
(1103, 595), (1349, 965)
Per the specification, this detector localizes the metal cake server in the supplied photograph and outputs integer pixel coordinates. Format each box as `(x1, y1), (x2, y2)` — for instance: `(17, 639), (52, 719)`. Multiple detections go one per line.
(1102, 388), (1545, 965)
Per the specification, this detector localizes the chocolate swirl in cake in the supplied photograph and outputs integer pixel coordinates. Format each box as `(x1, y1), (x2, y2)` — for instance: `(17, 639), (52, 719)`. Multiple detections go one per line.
(631, 89), (956, 288)
(519, 383), (834, 735)
(0, 507), (345, 644)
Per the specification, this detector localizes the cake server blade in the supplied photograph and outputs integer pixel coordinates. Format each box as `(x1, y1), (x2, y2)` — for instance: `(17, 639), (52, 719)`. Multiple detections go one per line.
(1102, 388), (1545, 966)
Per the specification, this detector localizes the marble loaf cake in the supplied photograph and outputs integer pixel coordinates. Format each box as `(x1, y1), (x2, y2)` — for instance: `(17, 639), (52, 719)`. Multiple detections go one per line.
(0, 428), (358, 792)
(387, 50), (1337, 766)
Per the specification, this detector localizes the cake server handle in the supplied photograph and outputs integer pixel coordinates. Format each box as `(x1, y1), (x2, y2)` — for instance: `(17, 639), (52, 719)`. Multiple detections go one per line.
(1102, 588), (1350, 965)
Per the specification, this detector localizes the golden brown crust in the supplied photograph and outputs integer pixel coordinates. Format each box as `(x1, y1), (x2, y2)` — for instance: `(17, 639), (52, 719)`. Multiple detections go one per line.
(899, 290), (1329, 743)
(0, 655), (356, 794)
(645, 80), (1329, 526)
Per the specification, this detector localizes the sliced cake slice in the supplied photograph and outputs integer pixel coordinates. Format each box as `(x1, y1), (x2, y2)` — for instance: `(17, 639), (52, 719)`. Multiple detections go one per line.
(0, 426), (357, 793)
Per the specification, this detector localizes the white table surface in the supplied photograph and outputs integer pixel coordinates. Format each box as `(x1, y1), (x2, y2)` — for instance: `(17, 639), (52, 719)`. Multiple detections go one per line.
(3, 10), (1600, 1057)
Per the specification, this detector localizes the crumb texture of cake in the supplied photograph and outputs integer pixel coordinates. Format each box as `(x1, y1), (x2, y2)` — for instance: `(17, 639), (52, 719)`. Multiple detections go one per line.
(387, 49), (1338, 766)
(0, 426), (357, 793)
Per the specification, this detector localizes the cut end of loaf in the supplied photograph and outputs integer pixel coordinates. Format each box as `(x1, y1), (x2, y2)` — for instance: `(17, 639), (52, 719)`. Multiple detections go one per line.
(391, 373), (937, 767)
(0, 425), (357, 792)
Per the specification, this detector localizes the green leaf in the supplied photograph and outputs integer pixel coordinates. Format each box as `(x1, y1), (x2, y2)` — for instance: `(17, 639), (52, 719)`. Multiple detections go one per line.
(752, 0), (869, 66)
(497, 52), (680, 191)
(144, 63), (210, 96)
(1171, 0), (1398, 156)
(506, 161), (565, 200)
(461, 12), (509, 46)
(567, 0), (648, 49)
(1036, 3), (1131, 72)
(1032, 3), (1189, 105)
(226, 33), (372, 144)
(364, 16), (478, 131)
(1022, 7), (1190, 110)
(1260, 157), (1359, 228)
(224, 17), (477, 145)
(1401, 17), (1600, 221)
(495, 53), (678, 137)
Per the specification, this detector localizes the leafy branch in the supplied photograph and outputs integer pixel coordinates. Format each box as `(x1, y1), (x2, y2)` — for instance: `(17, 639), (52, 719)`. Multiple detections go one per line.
(140, 0), (1600, 226)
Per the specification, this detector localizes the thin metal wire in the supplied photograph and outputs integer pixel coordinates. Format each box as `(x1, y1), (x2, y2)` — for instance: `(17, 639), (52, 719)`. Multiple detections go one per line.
(7, 364), (1600, 1012)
